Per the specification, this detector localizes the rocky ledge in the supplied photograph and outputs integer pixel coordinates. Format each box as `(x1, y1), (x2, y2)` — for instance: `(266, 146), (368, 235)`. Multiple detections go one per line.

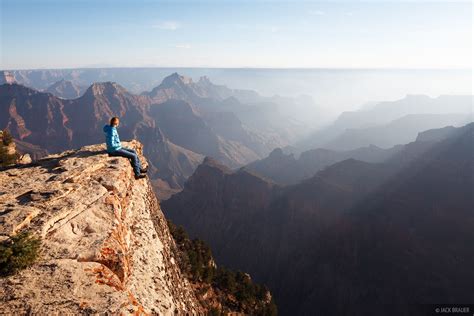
(0, 141), (203, 314)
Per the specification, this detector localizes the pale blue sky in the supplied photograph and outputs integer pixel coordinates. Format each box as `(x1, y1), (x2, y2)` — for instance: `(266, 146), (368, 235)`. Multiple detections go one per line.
(0, 0), (472, 69)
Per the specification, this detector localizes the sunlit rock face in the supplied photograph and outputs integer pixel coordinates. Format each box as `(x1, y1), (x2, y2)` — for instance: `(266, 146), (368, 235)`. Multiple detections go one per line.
(0, 141), (203, 315)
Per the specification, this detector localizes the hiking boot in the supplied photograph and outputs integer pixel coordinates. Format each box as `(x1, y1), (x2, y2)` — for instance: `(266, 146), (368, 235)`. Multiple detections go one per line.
(134, 174), (146, 180)
(140, 167), (148, 173)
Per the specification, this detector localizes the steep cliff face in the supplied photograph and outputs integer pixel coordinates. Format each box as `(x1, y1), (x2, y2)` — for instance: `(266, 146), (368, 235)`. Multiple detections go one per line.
(0, 141), (203, 314)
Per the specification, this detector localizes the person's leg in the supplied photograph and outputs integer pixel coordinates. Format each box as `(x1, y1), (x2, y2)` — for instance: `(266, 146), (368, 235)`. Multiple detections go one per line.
(122, 147), (142, 171)
(109, 149), (141, 176)
(122, 147), (137, 155)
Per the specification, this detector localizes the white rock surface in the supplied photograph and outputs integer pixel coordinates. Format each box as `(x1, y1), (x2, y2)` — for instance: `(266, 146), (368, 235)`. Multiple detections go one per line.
(17, 154), (32, 164)
(0, 141), (203, 315)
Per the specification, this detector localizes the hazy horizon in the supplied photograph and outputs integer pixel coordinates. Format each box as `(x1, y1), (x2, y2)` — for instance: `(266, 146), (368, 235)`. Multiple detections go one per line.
(2, 67), (471, 114)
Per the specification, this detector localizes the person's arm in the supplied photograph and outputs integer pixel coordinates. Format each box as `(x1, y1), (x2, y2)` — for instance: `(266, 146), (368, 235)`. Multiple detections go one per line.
(112, 128), (122, 150)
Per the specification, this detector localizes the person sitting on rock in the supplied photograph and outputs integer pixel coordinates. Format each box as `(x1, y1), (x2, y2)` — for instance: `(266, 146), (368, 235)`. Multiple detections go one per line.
(103, 117), (147, 179)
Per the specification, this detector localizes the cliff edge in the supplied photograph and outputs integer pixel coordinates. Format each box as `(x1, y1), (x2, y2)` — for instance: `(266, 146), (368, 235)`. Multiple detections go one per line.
(0, 141), (203, 314)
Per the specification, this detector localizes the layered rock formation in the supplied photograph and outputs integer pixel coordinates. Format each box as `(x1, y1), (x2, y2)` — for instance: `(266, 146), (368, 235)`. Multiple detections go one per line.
(0, 141), (203, 314)
(0, 78), (278, 197)
(1, 72), (325, 197)
(163, 123), (474, 315)
(0, 82), (201, 198)
(244, 144), (402, 185)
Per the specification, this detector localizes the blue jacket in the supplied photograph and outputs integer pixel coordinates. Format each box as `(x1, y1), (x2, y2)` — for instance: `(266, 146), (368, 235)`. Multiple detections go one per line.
(103, 125), (122, 153)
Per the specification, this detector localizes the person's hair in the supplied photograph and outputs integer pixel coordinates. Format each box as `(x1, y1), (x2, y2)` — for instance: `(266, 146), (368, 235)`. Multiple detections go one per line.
(110, 117), (119, 126)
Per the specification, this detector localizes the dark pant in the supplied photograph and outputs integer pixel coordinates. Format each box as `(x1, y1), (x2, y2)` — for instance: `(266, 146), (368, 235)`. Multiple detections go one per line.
(109, 147), (142, 176)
